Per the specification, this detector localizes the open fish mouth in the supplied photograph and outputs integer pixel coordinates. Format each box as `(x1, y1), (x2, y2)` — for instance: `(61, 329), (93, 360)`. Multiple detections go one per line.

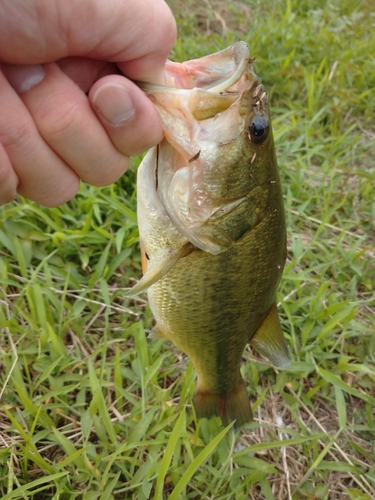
(135, 42), (267, 140)
(138, 42), (252, 93)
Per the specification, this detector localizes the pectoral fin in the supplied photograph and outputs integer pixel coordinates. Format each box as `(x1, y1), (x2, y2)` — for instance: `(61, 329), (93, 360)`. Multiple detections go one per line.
(249, 303), (291, 368)
(124, 242), (194, 297)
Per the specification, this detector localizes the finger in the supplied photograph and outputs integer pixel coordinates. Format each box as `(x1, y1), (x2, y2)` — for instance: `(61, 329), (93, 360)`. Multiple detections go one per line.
(56, 57), (160, 153)
(8, 62), (131, 187)
(0, 0), (176, 83)
(0, 68), (80, 206)
(0, 143), (19, 205)
(58, 59), (151, 155)
(114, 0), (177, 84)
(89, 75), (163, 157)
(57, 57), (119, 93)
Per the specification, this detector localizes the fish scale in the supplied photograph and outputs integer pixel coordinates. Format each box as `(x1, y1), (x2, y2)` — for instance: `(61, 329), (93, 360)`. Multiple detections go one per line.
(126, 42), (291, 427)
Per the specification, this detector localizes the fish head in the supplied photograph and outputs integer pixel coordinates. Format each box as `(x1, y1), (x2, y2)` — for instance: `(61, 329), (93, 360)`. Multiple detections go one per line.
(139, 42), (280, 254)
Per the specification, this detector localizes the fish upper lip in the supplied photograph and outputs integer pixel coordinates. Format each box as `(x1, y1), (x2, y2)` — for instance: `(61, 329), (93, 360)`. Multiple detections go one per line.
(200, 55), (249, 93)
(136, 42), (252, 94)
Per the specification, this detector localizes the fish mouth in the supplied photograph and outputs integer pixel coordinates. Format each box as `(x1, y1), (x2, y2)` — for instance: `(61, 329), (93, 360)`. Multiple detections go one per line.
(135, 42), (268, 182)
(136, 43), (262, 133)
(137, 42), (255, 94)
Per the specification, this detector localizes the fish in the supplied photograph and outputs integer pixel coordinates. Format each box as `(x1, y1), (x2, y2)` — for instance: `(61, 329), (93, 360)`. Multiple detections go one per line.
(126, 42), (290, 427)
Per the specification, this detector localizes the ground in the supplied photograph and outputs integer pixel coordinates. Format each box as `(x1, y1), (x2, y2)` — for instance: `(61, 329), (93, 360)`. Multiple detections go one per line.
(0, 0), (374, 498)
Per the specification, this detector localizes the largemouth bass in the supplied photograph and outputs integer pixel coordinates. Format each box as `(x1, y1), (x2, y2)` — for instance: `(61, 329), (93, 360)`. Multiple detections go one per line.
(127, 42), (290, 427)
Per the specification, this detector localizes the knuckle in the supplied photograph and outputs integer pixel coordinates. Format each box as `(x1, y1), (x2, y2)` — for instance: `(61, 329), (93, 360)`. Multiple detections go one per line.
(0, 169), (18, 205)
(163, 15), (177, 53)
(0, 118), (34, 153)
(36, 175), (80, 207)
(0, 192), (17, 205)
(155, 2), (177, 54)
(88, 155), (129, 187)
(0, 187), (17, 205)
(140, 4), (176, 63)
(122, 113), (162, 157)
(40, 94), (84, 139)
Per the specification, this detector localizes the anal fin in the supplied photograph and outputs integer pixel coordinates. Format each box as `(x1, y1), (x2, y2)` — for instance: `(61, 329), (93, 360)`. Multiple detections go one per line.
(124, 242), (194, 297)
(249, 303), (291, 368)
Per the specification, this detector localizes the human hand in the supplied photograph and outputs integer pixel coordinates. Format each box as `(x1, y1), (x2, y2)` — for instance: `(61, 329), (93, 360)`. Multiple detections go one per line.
(0, 0), (176, 206)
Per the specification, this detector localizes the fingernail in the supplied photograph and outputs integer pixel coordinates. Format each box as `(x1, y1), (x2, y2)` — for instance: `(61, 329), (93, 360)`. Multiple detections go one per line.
(4, 64), (45, 93)
(92, 84), (135, 126)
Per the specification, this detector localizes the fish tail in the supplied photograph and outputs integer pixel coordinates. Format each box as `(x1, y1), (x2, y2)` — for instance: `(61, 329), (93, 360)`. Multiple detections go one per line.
(193, 381), (252, 427)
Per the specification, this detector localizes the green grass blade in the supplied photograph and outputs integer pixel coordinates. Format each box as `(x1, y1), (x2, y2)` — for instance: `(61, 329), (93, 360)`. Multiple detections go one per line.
(168, 421), (234, 500)
(52, 428), (86, 470)
(293, 429), (342, 494)
(127, 408), (157, 446)
(88, 359), (117, 444)
(1, 472), (68, 500)
(56, 446), (89, 470)
(347, 488), (373, 500)
(334, 385), (347, 429)
(233, 434), (326, 458)
(154, 408), (186, 500)
(11, 380), (55, 429)
(99, 471), (121, 500)
(317, 367), (375, 405)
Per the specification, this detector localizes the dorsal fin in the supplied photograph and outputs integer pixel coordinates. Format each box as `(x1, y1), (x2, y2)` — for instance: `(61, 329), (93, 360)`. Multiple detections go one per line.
(249, 303), (291, 368)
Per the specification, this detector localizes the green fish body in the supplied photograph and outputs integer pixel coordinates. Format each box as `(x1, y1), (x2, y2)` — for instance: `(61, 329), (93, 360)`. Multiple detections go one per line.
(128, 42), (290, 426)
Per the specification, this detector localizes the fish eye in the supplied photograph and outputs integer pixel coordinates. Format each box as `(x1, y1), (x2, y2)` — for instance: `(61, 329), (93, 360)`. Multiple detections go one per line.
(248, 115), (269, 144)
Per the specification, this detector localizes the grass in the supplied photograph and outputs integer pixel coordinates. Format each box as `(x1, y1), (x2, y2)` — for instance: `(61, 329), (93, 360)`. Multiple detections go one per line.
(1, 0), (374, 498)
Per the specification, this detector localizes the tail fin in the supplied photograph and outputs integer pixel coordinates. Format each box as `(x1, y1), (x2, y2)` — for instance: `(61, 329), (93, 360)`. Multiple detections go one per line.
(193, 382), (252, 428)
